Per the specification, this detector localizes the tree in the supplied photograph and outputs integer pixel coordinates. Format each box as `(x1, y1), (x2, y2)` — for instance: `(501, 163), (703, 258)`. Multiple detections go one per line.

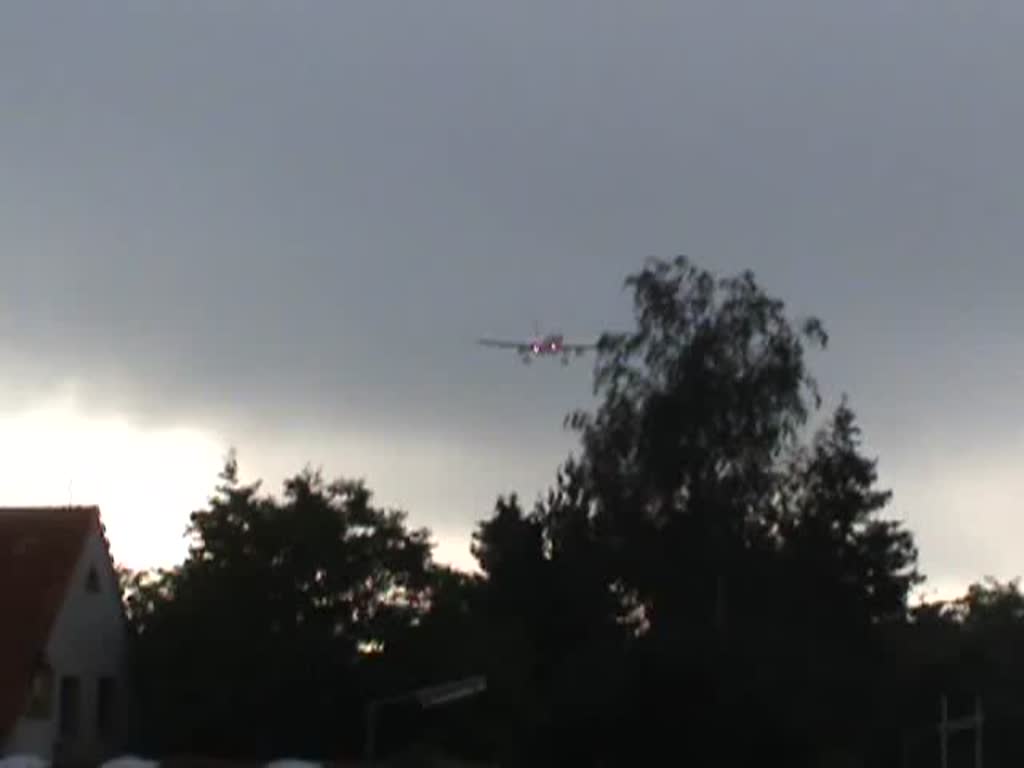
(126, 454), (435, 759)
(888, 580), (1024, 768)
(562, 255), (920, 763)
(781, 399), (920, 624)
(949, 579), (1024, 766)
(467, 494), (549, 763)
(530, 458), (631, 763)
(770, 398), (922, 754)
(122, 254), (948, 765)
(569, 257), (827, 638)
(470, 471), (629, 765)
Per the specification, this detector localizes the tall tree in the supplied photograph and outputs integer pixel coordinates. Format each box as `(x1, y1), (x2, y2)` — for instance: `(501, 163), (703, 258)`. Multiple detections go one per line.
(569, 257), (828, 640)
(469, 494), (549, 764)
(563, 256), (920, 763)
(126, 455), (435, 759)
(768, 398), (922, 754)
(470, 469), (630, 765)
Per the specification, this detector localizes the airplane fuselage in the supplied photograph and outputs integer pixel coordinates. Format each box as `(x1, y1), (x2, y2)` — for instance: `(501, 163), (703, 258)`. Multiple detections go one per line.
(519, 333), (587, 365)
(528, 334), (565, 355)
(478, 329), (593, 365)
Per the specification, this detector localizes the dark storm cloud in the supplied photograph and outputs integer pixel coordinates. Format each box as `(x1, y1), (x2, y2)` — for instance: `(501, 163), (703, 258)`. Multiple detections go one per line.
(2, 1), (1024, 584)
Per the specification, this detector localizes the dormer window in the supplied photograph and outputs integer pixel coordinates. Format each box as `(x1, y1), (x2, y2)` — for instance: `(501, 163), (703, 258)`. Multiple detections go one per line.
(85, 565), (100, 593)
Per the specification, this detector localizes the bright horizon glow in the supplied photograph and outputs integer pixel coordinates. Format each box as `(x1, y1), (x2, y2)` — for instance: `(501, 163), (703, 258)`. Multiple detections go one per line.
(0, 392), (226, 571)
(0, 392), (481, 574)
(0, 392), (995, 601)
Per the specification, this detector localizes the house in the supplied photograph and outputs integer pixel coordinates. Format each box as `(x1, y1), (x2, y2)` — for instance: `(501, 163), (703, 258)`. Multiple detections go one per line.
(0, 506), (134, 765)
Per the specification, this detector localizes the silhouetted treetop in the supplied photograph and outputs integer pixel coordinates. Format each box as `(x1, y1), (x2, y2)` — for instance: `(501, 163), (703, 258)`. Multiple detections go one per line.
(124, 456), (436, 758)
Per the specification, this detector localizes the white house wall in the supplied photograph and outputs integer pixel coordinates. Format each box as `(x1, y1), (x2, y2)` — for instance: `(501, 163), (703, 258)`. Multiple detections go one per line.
(4, 530), (131, 762)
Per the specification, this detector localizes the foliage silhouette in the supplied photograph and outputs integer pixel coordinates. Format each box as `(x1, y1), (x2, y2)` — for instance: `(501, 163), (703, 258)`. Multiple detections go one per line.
(120, 257), (1024, 767)
(125, 455), (435, 759)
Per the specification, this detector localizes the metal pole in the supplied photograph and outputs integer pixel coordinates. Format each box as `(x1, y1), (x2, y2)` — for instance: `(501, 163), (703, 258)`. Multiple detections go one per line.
(975, 696), (983, 768)
(366, 701), (378, 766)
(940, 695), (948, 768)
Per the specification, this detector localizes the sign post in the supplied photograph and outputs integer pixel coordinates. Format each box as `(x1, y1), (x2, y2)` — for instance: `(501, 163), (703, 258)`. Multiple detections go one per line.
(938, 694), (983, 768)
(365, 675), (487, 765)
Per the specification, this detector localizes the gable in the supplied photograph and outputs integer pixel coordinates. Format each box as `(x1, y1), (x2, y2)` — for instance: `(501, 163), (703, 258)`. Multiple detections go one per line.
(46, 526), (130, 653)
(0, 507), (102, 742)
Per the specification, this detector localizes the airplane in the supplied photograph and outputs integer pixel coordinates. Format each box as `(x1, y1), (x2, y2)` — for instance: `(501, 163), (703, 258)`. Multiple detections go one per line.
(477, 327), (597, 365)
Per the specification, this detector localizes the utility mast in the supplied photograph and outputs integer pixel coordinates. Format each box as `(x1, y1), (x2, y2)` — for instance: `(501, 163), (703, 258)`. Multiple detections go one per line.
(938, 694), (983, 768)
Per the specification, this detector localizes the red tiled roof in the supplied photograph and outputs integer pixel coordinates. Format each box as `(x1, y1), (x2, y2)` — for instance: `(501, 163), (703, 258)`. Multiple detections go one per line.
(0, 506), (101, 742)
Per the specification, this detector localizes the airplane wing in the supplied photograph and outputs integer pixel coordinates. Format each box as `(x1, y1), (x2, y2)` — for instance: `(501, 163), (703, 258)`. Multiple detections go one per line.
(477, 338), (529, 350)
(562, 342), (598, 352)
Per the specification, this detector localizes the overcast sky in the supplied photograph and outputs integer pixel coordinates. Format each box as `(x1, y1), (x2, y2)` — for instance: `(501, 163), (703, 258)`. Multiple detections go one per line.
(2, 1), (1022, 597)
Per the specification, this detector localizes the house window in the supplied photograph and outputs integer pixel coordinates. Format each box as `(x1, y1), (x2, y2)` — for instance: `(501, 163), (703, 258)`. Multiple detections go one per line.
(85, 565), (100, 593)
(24, 662), (54, 719)
(97, 677), (115, 740)
(58, 676), (80, 737)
